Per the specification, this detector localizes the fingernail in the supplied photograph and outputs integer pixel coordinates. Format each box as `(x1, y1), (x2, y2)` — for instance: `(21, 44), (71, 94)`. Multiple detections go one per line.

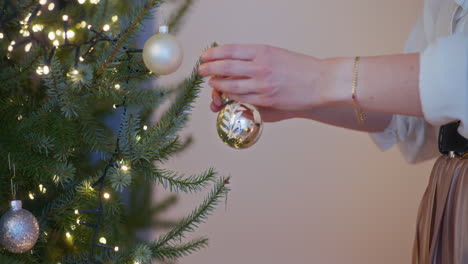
(210, 102), (218, 112)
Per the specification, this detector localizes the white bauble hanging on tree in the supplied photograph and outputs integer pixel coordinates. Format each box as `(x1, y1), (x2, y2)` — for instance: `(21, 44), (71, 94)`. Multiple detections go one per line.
(0, 200), (40, 253)
(142, 25), (183, 75)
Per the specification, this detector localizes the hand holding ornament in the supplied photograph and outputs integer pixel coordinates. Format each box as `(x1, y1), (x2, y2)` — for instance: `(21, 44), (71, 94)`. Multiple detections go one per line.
(199, 44), (335, 121)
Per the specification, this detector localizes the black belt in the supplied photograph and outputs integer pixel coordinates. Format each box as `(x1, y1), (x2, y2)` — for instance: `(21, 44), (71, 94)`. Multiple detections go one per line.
(438, 121), (468, 158)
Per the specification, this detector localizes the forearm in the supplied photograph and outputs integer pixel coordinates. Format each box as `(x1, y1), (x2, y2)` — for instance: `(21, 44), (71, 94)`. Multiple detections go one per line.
(299, 105), (393, 133)
(326, 53), (423, 117)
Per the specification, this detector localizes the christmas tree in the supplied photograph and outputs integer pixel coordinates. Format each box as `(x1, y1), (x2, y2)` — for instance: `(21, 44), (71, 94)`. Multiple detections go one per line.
(0, 0), (229, 263)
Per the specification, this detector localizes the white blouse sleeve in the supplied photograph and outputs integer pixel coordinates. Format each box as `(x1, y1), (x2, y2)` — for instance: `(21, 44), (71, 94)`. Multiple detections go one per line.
(419, 33), (468, 139)
(369, 115), (439, 163)
(369, 15), (440, 164)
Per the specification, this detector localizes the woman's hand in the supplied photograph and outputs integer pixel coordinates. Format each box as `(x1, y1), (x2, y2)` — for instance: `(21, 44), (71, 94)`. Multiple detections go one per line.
(209, 88), (303, 122)
(198, 44), (336, 121)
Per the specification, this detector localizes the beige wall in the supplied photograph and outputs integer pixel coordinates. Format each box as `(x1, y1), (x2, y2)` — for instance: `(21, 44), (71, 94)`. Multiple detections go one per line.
(155, 0), (433, 263)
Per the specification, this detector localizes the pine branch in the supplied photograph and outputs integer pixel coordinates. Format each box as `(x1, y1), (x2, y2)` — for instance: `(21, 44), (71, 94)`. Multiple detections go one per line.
(153, 237), (209, 261)
(150, 194), (178, 214)
(151, 177), (230, 249)
(135, 161), (216, 193)
(137, 62), (203, 162)
(167, 0), (195, 35)
(154, 168), (217, 193)
(96, 0), (163, 77)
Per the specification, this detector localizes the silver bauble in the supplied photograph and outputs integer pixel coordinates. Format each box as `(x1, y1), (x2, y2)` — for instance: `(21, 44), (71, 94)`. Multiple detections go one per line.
(216, 98), (263, 149)
(0, 200), (39, 253)
(142, 25), (183, 75)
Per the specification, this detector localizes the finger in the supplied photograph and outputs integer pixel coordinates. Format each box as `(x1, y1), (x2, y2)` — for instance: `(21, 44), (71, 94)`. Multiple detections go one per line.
(223, 93), (262, 106)
(212, 89), (223, 107)
(210, 101), (222, 112)
(198, 60), (258, 77)
(201, 44), (257, 62)
(209, 77), (257, 95)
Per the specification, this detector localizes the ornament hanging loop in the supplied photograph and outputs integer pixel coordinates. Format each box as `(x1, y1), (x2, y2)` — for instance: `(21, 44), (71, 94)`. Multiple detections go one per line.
(159, 25), (169, 34)
(8, 153), (18, 200)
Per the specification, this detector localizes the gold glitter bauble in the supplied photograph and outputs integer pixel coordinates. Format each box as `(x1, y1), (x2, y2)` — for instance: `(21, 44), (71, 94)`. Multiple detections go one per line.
(216, 100), (263, 149)
(0, 200), (39, 253)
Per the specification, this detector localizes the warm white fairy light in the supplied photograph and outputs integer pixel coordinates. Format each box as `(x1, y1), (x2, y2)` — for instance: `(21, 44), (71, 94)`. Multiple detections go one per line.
(65, 232), (71, 238)
(78, 0), (86, 4)
(0, 33), (3, 39)
(17, 115), (23, 121)
(66, 30), (75, 39)
(43, 65), (50, 74)
(102, 24), (110, 31)
(114, 246), (119, 252)
(99, 237), (107, 244)
(114, 84), (120, 90)
(37, 10), (42, 16)
(136, 135), (141, 142)
(22, 13), (31, 25)
(76, 219), (81, 225)
(39, 0), (47, 5)
(22, 31), (30, 37)
(74, 210), (79, 215)
(79, 56), (84, 62)
(48, 31), (56, 40)
(90, 0), (100, 4)
(103, 192), (110, 199)
(37, 65), (50, 75)
(39, 184), (47, 194)
(143, 125), (148, 131)
(121, 165), (129, 171)
(134, 262), (140, 264)
(112, 15), (118, 22)
(53, 174), (60, 183)
(28, 192), (35, 200)
(48, 2), (55, 10)
(24, 42), (32, 52)
(87, 24), (92, 30)
(62, 15), (69, 21)
(112, 104), (117, 109)
(80, 21), (87, 28)
(32, 24), (44, 32)
(53, 40), (59, 46)
(70, 225), (76, 231)
(56, 29), (62, 36)
(8, 40), (15, 52)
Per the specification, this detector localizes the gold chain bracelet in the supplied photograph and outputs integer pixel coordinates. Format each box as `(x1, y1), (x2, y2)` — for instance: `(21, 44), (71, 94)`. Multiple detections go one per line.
(352, 56), (365, 124)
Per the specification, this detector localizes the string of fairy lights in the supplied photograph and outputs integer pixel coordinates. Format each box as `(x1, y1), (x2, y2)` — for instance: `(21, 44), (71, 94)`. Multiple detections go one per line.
(2, 1), (150, 263)
(3, 0), (120, 73)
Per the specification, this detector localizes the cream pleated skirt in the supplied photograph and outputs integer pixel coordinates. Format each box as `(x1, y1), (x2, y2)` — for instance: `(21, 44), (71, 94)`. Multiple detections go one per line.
(413, 155), (468, 264)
